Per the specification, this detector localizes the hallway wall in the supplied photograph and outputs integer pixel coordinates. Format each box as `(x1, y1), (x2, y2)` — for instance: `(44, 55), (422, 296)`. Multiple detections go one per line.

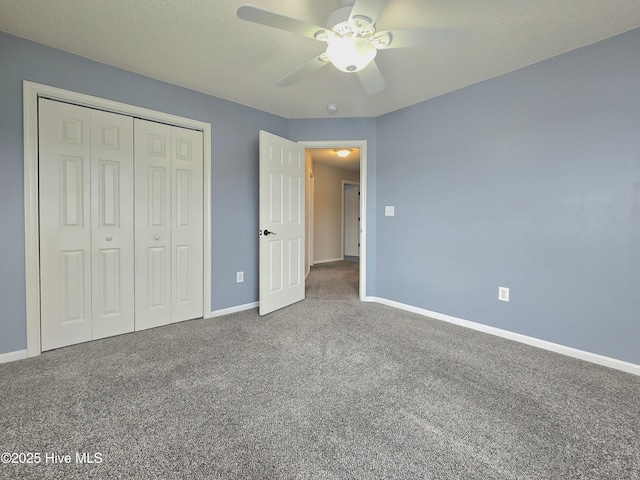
(313, 162), (359, 263)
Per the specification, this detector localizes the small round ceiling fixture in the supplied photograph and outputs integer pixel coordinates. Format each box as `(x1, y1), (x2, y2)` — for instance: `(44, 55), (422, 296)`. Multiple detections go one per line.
(327, 103), (339, 114)
(335, 148), (352, 158)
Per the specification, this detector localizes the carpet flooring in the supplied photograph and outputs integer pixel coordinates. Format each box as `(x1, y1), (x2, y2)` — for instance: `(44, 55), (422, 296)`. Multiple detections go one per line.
(1, 261), (639, 479)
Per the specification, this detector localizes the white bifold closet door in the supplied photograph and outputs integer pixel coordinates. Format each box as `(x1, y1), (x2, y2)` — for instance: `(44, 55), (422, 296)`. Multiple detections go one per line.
(134, 119), (204, 331)
(39, 99), (135, 351)
(39, 100), (204, 351)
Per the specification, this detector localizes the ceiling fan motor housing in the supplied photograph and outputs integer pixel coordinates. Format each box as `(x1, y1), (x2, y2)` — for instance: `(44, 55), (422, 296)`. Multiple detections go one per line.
(324, 5), (380, 73)
(327, 6), (376, 37)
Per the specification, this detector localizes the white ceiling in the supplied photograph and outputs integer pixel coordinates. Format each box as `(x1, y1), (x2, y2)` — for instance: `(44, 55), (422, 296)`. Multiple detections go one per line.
(1, 0), (639, 119)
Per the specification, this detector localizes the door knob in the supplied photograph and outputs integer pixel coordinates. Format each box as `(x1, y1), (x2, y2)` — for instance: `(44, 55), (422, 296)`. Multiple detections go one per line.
(106, 236), (113, 241)
(263, 229), (276, 236)
(154, 236), (160, 240)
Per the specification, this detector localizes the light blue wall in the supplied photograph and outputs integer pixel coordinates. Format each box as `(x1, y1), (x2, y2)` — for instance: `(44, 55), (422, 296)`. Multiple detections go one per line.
(288, 118), (377, 295)
(0, 32), (288, 354)
(2, 27), (640, 366)
(376, 29), (640, 364)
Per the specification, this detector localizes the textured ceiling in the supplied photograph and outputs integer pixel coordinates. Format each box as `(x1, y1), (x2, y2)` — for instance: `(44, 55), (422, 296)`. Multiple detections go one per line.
(1, 0), (639, 119)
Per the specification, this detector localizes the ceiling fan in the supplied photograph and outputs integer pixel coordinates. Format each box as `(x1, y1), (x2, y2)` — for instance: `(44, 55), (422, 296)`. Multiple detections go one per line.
(237, 0), (468, 94)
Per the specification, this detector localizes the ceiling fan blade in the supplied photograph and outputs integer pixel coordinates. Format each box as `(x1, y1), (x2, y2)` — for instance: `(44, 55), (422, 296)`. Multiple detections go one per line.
(349, 0), (390, 25)
(376, 26), (470, 50)
(237, 4), (328, 40)
(276, 55), (330, 87)
(356, 60), (386, 94)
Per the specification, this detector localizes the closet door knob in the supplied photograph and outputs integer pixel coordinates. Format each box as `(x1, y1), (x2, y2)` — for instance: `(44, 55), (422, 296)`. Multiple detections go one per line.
(106, 236), (113, 241)
(154, 236), (160, 240)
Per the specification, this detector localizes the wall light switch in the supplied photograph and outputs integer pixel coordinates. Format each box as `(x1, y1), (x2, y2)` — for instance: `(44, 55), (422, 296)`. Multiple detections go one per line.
(385, 206), (395, 216)
(237, 271), (244, 283)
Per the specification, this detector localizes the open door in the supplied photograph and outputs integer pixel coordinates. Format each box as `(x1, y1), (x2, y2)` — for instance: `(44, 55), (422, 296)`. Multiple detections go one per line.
(259, 131), (306, 315)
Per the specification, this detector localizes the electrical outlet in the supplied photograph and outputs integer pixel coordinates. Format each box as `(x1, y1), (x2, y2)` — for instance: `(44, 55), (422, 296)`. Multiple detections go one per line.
(385, 206), (395, 216)
(498, 286), (509, 302)
(236, 271), (244, 283)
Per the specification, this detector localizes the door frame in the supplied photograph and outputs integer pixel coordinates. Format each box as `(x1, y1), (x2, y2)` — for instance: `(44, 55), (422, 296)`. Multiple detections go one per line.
(306, 164), (315, 275)
(23, 81), (212, 357)
(342, 180), (360, 259)
(298, 140), (367, 301)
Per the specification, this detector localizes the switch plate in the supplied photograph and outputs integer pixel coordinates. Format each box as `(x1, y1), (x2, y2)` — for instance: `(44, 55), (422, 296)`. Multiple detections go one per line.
(385, 206), (395, 216)
(237, 271), (244, 283)
(498, 286), (509, 302)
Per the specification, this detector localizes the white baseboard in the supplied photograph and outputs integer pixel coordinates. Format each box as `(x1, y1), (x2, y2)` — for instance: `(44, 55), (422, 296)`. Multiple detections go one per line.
(372, 297), (640, 377)
(314, 257), (343, 265)
(207, 301), (259, 318)
(0, 349), (28, 364)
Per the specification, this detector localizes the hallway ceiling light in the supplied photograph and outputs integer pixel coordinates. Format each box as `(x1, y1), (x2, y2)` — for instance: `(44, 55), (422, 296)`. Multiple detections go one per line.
(335, 148), (353, 158)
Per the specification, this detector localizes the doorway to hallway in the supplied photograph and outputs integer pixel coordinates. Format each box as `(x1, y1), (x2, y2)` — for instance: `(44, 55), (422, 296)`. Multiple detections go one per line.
(301, 140), (367, 301)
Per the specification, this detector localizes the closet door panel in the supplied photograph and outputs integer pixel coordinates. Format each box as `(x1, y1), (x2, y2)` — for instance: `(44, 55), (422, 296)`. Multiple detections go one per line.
(90, 110), (135, 339)
(134, 119), (172, 330)
(39, 99), (92, 351)
(171, 127), (204, 322)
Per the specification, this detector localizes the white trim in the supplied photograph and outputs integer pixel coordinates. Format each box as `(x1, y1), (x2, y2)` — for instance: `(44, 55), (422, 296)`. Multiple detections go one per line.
(306, 156), (314, 272)
(341, 180), (360, 259)
(313, 257), (344, 264)
(23, 81), (213, 357)
(299, 140), (367, 301)
(0, 350), (28, 364)
(371, 297), (640, 376)
(309, 173), (314, 267)
(207, 302), (259, 318)
(23, 84), (41, 358)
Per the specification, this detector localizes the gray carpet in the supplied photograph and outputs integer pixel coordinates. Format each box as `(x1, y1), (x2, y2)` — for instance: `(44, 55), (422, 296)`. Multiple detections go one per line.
(1, 261), (639, 479)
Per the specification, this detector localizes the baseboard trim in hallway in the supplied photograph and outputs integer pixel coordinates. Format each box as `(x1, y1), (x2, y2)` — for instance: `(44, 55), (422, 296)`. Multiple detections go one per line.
(313, 258), (343, 265)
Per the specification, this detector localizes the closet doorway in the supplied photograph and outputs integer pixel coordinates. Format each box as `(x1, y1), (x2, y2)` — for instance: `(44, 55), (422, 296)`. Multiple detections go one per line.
(24, 82), (212, 356)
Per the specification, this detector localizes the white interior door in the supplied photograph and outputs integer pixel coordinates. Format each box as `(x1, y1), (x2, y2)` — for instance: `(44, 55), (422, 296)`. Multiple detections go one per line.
(90, 109), (135, 339)
(170, 126), (204, 322)
(344, 184), (360, 257)
(259, 131), (306, 315)
(39, 99), (92, 351)
(134, 119), (172, 330)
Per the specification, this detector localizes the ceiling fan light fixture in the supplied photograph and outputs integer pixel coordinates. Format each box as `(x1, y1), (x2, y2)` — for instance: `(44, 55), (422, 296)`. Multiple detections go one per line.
(326, 36), (377, 73)
(335, 148), (352, 158)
